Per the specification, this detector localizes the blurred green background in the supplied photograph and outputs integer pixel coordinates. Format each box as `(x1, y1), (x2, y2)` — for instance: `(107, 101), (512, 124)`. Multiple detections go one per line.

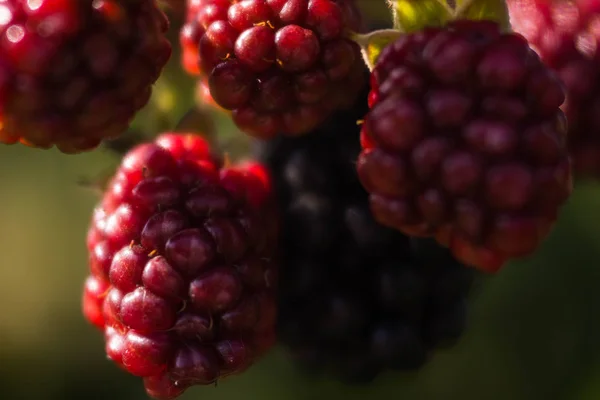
(2, 2), (600, 399)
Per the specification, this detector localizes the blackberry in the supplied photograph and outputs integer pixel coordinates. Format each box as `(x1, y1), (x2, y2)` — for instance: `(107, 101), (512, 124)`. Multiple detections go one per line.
(180, 0), (365, 139)
(507, 0), (600, 178)
(0, 0), (171, 153)
(257, 90), (474, 383)
(359, 20), (572, 272)
(83, 133), (278, 399)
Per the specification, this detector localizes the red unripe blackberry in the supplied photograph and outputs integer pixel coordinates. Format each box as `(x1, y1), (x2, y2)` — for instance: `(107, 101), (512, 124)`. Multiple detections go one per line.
(83, 133), (278, 399)
(180, 0), (365, 138)
(358, 20), (572, 272)
(0, 0), (171, 153)
(507, 0), (600, 178)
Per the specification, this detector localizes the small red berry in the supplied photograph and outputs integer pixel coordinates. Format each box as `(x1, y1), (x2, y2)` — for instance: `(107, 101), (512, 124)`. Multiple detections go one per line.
(359, 20), (572, 272)
(508, 0), (600, 178)
(83, 132), (278, 399)
(0, 0), (171, 153)
(180, 0), (366, 138)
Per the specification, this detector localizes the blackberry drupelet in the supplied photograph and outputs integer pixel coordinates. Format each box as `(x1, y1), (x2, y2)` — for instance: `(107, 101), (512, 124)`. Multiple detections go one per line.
(257, 91), (474, 383)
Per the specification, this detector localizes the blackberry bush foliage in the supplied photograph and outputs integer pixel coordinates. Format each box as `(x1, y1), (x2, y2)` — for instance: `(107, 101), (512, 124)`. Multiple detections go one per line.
(257, 88), (474, 382)
(358, 18), (572, 272)
(0, 0), (171, 153)
(180, 0), (366, 138)
(507, 0), (600, 178)
(82, 133), (278, 399)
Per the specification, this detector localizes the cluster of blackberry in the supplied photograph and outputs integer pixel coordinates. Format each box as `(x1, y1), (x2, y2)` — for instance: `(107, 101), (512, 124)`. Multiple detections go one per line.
(0, 0), (594, 399)
(257, 88), (474, 382)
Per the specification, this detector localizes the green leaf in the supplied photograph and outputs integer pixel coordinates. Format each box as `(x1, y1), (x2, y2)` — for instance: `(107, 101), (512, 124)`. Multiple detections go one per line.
(454, 0), (510, 29)
(388, 0), (453, 33)
(351, 29), (403, 71)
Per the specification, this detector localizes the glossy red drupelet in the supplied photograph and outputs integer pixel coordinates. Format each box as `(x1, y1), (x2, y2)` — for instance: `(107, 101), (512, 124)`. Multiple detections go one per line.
(358, 20), (572, 272)
(180, 0), (365, 138)
(82, 133), (278, 399)
(0, 0), (171, 153)
(507, 0), (600, 178)
(180, 0), (204, 77)
(195, 77), (226, 112)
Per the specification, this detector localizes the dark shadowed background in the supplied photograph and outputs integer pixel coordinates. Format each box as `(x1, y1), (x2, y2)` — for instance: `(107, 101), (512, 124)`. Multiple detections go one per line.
(1, 2), (600, 399)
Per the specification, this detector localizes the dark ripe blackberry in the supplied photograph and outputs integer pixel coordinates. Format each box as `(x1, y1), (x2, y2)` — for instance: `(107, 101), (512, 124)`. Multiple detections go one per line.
(83, 133), (278, 400)
(0, 0), (171, 153)
(180, 0), (365, 138)
(256, 92), (474, 383)
(507, 0), (600, 178)
(359, 20), (572, 272)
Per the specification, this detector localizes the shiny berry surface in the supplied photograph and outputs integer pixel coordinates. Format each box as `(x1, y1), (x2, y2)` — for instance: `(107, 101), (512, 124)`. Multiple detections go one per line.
(83, 133), (278, 399)
(359, 20), (572, 272)
(180, 0), (365, 138)
(508, 0), (600, 178)
(0, 0), (171, 153)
